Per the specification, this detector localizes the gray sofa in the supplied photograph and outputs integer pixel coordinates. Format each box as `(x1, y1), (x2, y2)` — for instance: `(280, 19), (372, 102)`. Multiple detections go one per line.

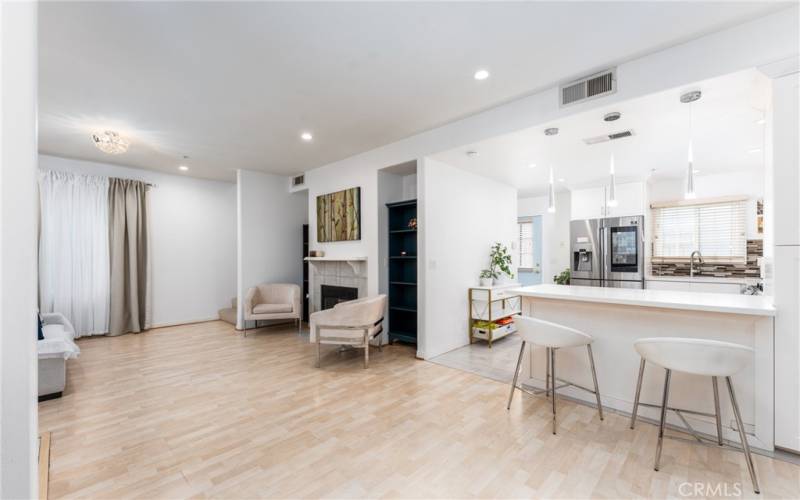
(39, 312), (80, 400)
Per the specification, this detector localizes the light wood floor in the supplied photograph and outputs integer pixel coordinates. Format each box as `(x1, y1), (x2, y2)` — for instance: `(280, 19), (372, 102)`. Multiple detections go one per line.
(40, 321), (800, 499)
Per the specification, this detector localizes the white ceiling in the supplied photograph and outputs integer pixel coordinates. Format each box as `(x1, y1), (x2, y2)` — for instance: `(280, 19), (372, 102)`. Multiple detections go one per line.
(38, 2), (788, 181)
(432, 69), (771, 197)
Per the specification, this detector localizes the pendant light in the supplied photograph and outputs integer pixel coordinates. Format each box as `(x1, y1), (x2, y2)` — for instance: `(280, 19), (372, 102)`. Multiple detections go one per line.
(681, 90), (701, 199)
(607, 152), (618, 207)
(547, 166), (556, 213)
(544, 127), (559, 213)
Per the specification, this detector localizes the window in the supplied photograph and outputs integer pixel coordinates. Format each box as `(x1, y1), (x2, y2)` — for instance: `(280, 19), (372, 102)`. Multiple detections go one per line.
(518, 218), (533, 269)
(652, 197), (747, 262)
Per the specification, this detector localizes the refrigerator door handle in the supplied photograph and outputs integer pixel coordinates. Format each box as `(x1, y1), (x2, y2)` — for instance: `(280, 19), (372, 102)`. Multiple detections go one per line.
(600, 226), (608, 282)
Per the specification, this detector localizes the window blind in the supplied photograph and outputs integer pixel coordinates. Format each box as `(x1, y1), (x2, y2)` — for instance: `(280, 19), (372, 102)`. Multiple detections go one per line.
(652, 199), (747, 261)
(518, 219), (533, 269)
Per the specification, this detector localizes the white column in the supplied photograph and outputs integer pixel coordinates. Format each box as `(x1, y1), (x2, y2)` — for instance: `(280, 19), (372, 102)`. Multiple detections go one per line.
(761, 57), (800, 453)
(0, 1), (39, 498)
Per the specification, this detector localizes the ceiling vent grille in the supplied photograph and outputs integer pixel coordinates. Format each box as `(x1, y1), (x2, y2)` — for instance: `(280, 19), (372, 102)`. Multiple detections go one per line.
(560, 68), (616, 107)
(292, 174), (305, 187)
(583, 129), (635, 145)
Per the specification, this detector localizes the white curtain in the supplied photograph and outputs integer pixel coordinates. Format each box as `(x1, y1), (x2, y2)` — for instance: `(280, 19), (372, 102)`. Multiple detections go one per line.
(39, 170), (110, 337)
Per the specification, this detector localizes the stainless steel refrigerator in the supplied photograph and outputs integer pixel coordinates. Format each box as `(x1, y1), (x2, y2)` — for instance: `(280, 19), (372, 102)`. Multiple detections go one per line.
(570, 216), (645, 289)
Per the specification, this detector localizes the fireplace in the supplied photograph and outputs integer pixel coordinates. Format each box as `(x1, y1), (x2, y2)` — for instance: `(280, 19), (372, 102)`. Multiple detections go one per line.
(320, 285), (358, 310)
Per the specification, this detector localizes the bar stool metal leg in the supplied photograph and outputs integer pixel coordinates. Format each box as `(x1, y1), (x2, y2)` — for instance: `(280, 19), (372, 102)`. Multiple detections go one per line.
(630, 357), (646, 429)
(726, 376), (760, 494)
(712, 376), (723, 446)
(545, 347), (551, 398)
(507, 341), (526, 410)
(550, 347), (557, 434)
(587, 344), (604, 420)
(654, 368), (672, 471)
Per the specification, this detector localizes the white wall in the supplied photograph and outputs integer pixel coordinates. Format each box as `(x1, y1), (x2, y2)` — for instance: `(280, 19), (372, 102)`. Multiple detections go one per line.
(39, 155), (237, 328)
(0, 2), (38, 497)
(236, 169), (307, 329)
(518, 192), (572, 284)
(648, 171), (765, 239)
(419, 158), (517, 359)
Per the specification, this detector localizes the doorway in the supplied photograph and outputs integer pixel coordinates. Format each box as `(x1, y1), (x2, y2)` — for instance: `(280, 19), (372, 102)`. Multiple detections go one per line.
(517, 215), (542, 286)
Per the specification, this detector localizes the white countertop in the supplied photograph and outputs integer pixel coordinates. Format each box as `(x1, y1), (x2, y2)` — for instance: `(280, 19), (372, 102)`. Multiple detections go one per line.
(510, 284), (775, 317)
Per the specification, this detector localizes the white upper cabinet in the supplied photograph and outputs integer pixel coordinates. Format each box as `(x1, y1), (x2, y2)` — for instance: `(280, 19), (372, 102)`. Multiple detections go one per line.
(570, 186), (606, 220)
(570, 182), (645, 220)
(607, 182), (646, 218)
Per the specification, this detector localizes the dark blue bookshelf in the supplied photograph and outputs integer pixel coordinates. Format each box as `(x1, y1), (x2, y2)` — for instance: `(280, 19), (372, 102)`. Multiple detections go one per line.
(386, 199), (417, 345)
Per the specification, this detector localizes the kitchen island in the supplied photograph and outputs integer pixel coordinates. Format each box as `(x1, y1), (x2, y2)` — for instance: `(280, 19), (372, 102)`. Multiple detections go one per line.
(509, 284), (776, 450)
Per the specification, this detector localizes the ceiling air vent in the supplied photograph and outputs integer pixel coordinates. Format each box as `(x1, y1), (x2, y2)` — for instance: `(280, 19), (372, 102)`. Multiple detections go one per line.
(583, 129), (635, 145)
(292, 174), (305, 187)
(560, 68), (616, 107)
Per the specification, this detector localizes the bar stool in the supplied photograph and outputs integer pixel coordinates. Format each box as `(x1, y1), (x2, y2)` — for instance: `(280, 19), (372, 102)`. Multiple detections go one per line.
(630, 337), (759, 494)
(507, 316), (603, 434)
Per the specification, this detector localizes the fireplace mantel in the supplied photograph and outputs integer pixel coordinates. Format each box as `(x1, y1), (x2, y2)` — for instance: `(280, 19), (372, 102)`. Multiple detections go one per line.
(305, 256), (367, 275)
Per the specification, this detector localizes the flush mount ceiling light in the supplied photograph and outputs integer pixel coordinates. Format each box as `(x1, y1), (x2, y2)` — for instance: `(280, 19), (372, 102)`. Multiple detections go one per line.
(474, 69), (490, 81)
(604, 111), (621, 122)
(755, 118), (766, 125)
(748, 148), (763, 154)
(300, 132), (313, 142)
(179, 165), (189, 171)
(528, 163), (537, 169)
(681, 90), (701, 200)
(91, 130), (129, 155)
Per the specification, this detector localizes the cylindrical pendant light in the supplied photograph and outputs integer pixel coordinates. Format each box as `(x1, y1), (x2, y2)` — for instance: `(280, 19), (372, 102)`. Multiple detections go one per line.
(681, 90), (701, 200)
(547, 166), (556, 213)
(686, 139), (696, 199)
(607, 153), (618, 207)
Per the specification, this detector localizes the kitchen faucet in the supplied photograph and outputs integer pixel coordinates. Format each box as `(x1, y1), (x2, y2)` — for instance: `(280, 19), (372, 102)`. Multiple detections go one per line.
(690, 250), (704, 277)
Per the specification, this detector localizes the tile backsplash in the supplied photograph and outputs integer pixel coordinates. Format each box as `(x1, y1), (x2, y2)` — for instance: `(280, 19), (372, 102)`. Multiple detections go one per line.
(650, 239), (762, 279)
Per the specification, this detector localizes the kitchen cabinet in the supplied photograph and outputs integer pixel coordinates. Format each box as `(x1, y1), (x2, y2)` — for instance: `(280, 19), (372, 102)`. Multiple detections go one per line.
(570, 186), (605, 220)
(570, 182), (645, 220)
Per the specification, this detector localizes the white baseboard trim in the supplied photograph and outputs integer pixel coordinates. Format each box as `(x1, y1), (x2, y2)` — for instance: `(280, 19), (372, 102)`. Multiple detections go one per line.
(149, 316), (221, 329)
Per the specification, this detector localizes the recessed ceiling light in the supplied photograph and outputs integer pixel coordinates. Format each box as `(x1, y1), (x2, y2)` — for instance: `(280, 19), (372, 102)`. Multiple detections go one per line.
(528, 163), (537, 169)
(300, 132), (313, 141)
(693, 169), (700, 174)
(748, 148), (762, 154)
(466, 150), (479, 158)
(558, 178), (565, 182)
(474, 69), (490, 81)
(755, 118), (766, 125)
(179, 165), (189, 171)
(544, 127), (559, 136)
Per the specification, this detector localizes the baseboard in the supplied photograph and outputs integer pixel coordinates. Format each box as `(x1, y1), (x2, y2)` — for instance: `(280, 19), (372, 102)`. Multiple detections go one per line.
(148, 316), (221, 329)
(38, 432), (51, 500)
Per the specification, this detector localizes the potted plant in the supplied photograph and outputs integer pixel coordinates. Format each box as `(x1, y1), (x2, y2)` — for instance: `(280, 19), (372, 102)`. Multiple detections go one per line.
(479, 242), (515, 286)
(553, 268), (571, 285)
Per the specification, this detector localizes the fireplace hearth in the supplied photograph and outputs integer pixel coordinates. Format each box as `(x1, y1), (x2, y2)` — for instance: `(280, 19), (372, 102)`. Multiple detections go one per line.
(321, 285), (358, 310)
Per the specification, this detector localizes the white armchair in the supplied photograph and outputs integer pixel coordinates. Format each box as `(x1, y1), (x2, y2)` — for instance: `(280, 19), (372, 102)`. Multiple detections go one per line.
(243, 283), (302, 336)
(310, 295), (387, 368)
(39, 312), (80, 400)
